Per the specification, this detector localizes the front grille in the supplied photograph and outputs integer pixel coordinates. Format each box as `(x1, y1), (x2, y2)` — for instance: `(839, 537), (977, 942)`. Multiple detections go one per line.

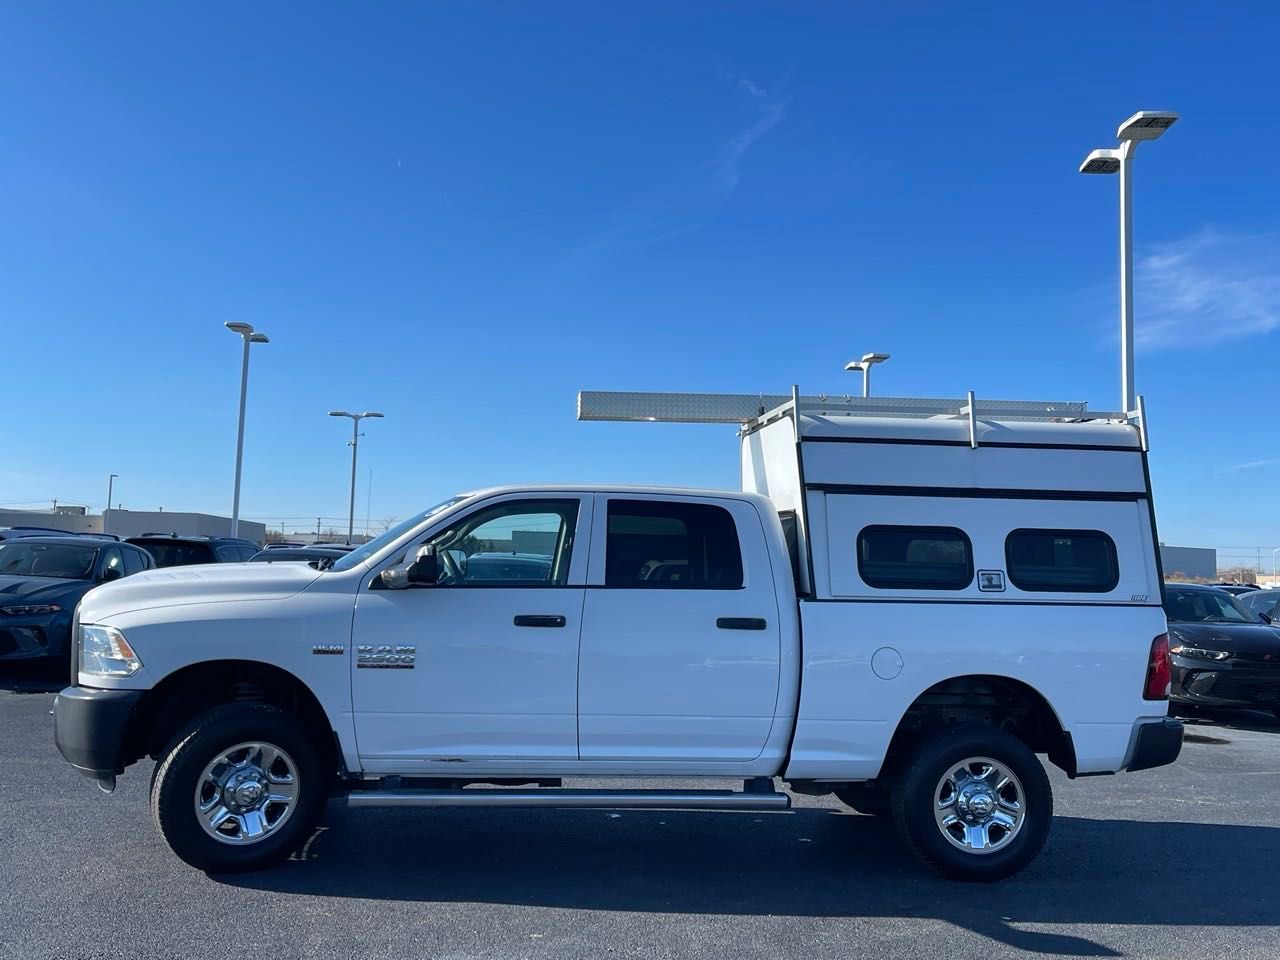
(1213, 676), (1280, 703)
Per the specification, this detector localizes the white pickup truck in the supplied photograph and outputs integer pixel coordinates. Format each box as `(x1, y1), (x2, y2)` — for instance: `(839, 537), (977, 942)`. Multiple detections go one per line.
(54, 389), (1182, 880)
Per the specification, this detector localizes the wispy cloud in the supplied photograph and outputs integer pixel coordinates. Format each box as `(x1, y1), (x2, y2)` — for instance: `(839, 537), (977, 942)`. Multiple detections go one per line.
(1214, 457), (1280, 475)
(570, 73), (789, 257)
(1135, 229), (1280, 348)
(707, 78), (789, 195)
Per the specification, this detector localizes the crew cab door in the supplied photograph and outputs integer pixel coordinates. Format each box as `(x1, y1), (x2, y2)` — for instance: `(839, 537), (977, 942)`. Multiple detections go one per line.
(350, 494), (592, 771)
(577, 494), (782, 763)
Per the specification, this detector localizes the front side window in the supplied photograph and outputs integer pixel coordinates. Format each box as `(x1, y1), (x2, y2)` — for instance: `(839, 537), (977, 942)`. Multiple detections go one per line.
(605, 499), (743, 589)
(122, 548), (146, 576)
(857, 525), (973, 590)
(1005, 529), (1119, 593)
(428, 499), (579, 586)
(100, 547), (124, 579)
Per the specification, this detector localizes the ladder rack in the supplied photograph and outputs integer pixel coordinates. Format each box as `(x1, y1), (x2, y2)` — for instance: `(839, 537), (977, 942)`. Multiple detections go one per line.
(577, 390), (1130, 426)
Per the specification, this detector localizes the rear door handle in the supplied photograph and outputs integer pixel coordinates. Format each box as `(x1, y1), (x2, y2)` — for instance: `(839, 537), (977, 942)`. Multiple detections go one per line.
(716, 617), (768, 631)
(514, 615), (567, 628)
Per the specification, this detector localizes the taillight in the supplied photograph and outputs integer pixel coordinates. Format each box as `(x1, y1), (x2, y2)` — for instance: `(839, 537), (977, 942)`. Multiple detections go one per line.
(1144, 633), (1171, 700)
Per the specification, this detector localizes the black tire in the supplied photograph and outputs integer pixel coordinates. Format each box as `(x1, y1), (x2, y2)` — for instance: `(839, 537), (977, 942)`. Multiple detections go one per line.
(150, 702), (327, 872)
(833, 782), (890, 817)
(890, 724), (1051, 881)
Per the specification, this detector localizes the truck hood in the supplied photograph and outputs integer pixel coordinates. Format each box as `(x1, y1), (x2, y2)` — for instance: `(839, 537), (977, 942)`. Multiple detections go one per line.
(78, 562), (324, 622)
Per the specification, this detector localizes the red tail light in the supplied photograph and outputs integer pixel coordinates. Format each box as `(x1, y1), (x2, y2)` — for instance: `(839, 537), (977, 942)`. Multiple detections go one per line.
(1144, 633), (1171, 700)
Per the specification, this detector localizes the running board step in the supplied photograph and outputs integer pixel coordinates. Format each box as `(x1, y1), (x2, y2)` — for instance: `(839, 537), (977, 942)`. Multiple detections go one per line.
(347, 788), (791, 811)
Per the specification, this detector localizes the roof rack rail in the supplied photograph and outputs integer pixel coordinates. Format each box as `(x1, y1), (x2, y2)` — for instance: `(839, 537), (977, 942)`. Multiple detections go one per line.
(577, 389), (1129, 425)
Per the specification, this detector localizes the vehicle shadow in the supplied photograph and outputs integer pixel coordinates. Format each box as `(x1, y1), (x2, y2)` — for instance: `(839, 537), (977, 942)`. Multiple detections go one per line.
(218, 809), (1280, 956)
(0, 662), (65, 694)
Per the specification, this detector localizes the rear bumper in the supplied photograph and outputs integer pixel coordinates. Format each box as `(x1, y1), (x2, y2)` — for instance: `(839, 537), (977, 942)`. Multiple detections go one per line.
(1125, 717), (1183, 773)
(53, 686), (144, 782)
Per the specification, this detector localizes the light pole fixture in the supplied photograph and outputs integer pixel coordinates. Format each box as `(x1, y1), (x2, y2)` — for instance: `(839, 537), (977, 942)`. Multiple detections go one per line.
(329, 410), (384, 544)
(225, 322), (270, 538)
(1079, 110), (1178, 415)
(844, 353), (891, 397)
(105, 474), (118, 534)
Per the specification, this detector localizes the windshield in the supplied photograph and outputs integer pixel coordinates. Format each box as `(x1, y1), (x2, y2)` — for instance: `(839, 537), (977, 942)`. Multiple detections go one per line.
(329, 497), (467, 572)
(1164, 587), (1260, 624)
(0, 542), (98, 579)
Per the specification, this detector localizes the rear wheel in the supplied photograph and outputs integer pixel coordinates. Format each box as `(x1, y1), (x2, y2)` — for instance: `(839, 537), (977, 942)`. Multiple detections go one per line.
(890, 725), (1051, 881)
(833, 782), (890, 816)
(150, 702), (327, 872)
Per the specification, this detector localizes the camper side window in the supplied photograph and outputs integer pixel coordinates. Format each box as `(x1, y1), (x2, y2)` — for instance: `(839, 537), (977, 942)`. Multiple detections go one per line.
(857, 525), (973, 591)
(1005, 529), (1119, 593)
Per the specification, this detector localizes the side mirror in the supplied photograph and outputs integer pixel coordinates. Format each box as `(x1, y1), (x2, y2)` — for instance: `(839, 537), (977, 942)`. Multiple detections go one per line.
(378, 545), (439, 590)
(101, 567), (122, 583)
(1261, 612), (1272, 624)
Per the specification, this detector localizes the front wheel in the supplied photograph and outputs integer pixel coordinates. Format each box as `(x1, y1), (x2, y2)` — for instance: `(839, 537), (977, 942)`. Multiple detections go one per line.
(150, 702), (327, 872)
(890, 725), (1051, 881)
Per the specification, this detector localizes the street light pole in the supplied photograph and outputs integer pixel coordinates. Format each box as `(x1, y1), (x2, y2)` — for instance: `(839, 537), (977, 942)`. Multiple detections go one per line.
(1080, 110), (1177, 414)
(844, 353), (891, 397)
(225, 323), (269, 538)
(329, 411), (384, 543)
(1271, 547), (1279, 585)
(105, 474), (118, 534)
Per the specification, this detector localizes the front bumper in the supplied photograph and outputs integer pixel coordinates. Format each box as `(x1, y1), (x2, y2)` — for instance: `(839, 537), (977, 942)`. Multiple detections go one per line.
(0, 612), (71, 662)
(1125, 717), (1183, 773)
(53, 685), (144, 783)
(1170, 657), (1280, 709)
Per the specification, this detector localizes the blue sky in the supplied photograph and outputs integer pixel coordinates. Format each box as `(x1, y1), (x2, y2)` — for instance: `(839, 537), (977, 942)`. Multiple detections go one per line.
(2, 3), (1277, 560)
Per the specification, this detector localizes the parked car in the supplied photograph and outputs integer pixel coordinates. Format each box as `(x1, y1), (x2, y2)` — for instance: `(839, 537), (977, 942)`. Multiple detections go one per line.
(1164, 582), (1280, 718)
(54, 386), (1181, 881)
(0, 536), (153, 667)
(1240, 589), (1280, 622)
(125, 534), (260, 567)
(249, 546), (352, 564)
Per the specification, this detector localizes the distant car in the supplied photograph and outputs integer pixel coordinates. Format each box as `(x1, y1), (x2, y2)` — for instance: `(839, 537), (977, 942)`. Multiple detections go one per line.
(249, 546), (352, 564)
(1164, 582), (1280, 718)
(1213, 583), (1260, 596)
(125, 534), (261, 568)
(1240, 589), (1280, 622)
(0, 536), (154, 666)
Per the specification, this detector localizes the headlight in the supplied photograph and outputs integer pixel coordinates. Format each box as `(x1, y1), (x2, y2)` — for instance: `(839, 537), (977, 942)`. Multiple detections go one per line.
(1169, 644), (1230, 661)
(79, 624), (142, 678)
(0, 604), (62, 616)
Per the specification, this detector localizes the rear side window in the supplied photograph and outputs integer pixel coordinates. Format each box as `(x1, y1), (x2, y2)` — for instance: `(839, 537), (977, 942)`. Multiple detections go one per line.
(605, 500), (743, 589)
(857, 525), (973, 590)
(1005, 529), (1119, 593)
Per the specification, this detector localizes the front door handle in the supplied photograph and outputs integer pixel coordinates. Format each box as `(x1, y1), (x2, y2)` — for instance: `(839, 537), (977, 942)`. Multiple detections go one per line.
(514, 614), (567, 628)
(717, 617), (768, 631)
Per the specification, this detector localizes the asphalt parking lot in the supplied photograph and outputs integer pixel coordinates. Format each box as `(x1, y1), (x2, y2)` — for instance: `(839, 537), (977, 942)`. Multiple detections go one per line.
(3, 671), (1278, 960)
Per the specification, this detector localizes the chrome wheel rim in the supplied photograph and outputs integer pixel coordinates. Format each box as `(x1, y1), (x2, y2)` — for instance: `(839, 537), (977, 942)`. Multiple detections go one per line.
(194, 741), (299, 845)
(933, 756), (1025, 855)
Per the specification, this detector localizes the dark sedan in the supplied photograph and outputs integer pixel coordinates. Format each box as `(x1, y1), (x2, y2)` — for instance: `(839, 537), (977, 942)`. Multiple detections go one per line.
(0, 537), (153, 667)
(1164, 582), (1280, 718)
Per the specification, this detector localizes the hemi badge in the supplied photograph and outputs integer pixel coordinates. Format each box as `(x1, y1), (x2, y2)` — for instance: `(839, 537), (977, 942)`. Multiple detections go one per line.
(312, 644), (345, 656)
